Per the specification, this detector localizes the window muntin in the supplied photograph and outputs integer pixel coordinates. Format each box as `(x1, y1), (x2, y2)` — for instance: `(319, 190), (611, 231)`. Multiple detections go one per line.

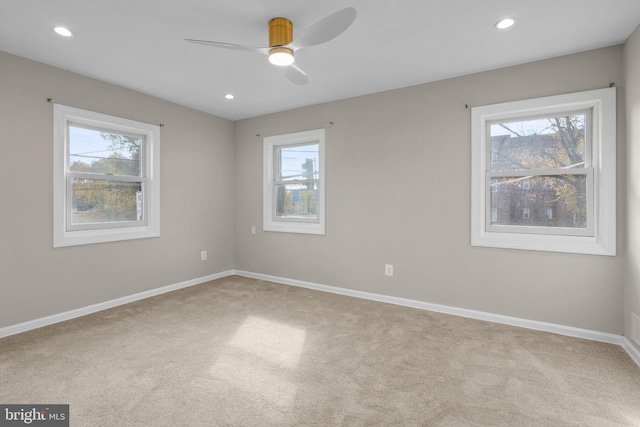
(471, 88), (616, 255)
(53, 104), (160, 247)
(263, 129), (325, 235)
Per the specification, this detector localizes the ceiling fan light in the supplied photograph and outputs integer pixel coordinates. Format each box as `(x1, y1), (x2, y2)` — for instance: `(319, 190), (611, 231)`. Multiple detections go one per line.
(269, 48), (294, 66)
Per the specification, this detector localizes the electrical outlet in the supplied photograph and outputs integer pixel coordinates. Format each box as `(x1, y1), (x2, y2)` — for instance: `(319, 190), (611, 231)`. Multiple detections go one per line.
(385, 264), (393, 276)
(251, 226), (256, 235)
(632, 312), (640, 346)
(200, 250), (207, 261)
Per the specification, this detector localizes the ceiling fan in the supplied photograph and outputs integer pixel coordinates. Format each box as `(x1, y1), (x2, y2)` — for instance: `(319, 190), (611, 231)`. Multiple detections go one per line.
(185, 7), (357, 85)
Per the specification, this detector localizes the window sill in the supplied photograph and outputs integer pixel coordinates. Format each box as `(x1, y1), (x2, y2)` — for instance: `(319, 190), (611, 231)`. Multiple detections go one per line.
(263, 221), (325, 235)
(471, 230), (615, 256)
(53, 226), (160, 248)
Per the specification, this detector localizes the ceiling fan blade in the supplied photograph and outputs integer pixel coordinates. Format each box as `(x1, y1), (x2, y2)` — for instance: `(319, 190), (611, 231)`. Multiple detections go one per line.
(185, 39), (270, 55)
(290, 7), (357, 50)
(285, 64), (309, 85)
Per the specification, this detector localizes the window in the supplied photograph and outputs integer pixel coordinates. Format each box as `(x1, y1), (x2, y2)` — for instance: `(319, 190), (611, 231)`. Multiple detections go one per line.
(53, 104), (160, 247)
(546, 208), (553, 220)
(471, 88), (616, 255)
(263, 129), (325, 235)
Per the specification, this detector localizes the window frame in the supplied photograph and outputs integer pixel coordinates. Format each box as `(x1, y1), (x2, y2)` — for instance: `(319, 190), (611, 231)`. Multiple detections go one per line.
(263, 129), (326, 235)
(471, 88), (616, 256)
(53, 104), (160, 247)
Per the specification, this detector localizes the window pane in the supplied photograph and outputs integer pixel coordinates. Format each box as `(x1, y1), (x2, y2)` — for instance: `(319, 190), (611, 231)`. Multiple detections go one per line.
(490, 114), (585, 172)
(490, 175), (586, 228)
(71, 178), (142, 225)
(275, 182), (318, 220)
(276, 144), (319, 181)
(69, 126), (142, 176)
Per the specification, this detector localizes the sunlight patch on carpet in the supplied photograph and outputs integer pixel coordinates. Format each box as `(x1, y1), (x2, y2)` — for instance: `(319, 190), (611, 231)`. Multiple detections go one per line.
(210, 316), (307, 409)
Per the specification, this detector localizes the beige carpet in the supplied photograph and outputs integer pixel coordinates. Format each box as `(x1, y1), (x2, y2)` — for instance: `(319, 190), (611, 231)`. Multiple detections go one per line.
(1, 275), (639, 426)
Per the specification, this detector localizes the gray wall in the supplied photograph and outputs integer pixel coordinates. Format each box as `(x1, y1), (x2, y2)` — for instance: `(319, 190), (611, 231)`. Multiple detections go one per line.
(234, 46), (625, 334)
(0, 51), (235, 328)
(624, 25), (640, 351)
(1, 44), (632, 337)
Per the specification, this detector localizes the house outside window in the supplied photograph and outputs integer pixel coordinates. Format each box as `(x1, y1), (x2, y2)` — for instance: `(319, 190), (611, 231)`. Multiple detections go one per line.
(471, 88), (616, 255)
(263, 129), (325, 235)
(53, 104), (160, 247)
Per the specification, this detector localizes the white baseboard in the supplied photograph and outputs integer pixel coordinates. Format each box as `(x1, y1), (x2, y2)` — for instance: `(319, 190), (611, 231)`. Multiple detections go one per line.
(0, 270), (234, 339)
(623, 337), (640, 367)
(234, 270), (640, 368)
(2, 268), (638, 369)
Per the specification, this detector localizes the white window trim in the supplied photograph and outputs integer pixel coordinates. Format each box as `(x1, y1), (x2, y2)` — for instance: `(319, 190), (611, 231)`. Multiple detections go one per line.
(53, 104), (160, 247)
(471, 87), (616, 256)
(263, 129), (326, 235)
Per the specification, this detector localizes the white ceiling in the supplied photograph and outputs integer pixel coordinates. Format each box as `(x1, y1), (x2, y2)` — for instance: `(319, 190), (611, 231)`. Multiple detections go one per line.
(2, 1), (640, 121)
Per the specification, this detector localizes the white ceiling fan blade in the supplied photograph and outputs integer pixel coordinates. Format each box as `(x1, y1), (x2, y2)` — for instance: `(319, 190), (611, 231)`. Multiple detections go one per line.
(290, 7), (357, 50)
(185, 39), (270, 55)
(285, 64), (309, 85)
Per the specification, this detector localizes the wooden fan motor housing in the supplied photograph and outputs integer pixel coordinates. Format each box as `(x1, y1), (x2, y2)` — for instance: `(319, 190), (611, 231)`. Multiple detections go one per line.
(269, 17), (293, 47)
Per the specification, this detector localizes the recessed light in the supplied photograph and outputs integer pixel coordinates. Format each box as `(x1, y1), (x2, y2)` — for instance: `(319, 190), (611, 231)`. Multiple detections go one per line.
(495, 17), (516, 30)
(53, 26), (74, 37)
(224, 94), (235, 100)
